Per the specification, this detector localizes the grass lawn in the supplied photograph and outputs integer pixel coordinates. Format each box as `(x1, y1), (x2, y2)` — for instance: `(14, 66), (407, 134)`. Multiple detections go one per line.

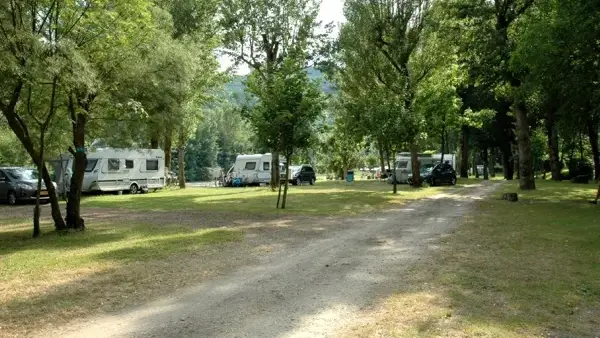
(343, 179), (600, 337)
(0, 220), (242, 337)
(82, 180), (450, 215)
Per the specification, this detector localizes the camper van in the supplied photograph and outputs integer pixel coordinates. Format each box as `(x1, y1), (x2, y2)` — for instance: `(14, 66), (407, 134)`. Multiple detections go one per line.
(389, 153), (457, 184)
(51, 148), (166, 194)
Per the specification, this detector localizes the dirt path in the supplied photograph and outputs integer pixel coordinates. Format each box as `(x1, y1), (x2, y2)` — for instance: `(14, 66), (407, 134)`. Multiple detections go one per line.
(38, 182), (499, 338)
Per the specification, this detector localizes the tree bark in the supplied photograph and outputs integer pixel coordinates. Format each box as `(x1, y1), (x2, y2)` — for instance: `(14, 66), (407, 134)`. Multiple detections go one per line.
(587, 119), (600, 180)
(489, 148), (496, 177)
(482, 148), (489, 180)
(546, 110), (561, 181)
(178, 127), (186, 189)
(392, 146), (397, 194)
(473, 152), (479, 178)
(460, 125), (469, 178)
(513, 143), (521, 180)
(409, 142), (420, 187)
(281, 160), (290, 209)
(377, 140), (385, 175)
(514, 102), (535, 189)
(500, 143), (514, 180)
(164, 133), (172, 171)
(270, 152), (280, 191)
(150, 137), (159, 149)
(66, 109), (87, 230)
(33, 132), (44, 238)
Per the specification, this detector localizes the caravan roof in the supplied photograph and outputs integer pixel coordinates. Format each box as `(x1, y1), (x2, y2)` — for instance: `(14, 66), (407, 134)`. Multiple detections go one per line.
(86, 148), (165, 159)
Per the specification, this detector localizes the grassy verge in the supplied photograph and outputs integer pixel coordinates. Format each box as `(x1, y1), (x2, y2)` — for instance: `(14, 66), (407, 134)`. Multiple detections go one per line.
(343, 179), (600, 337)
(82, 180), (451, 215)
(0, 220), (242, 337)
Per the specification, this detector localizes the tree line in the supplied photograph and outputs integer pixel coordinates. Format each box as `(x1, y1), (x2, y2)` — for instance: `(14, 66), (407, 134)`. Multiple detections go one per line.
(1, 0), (599, 236)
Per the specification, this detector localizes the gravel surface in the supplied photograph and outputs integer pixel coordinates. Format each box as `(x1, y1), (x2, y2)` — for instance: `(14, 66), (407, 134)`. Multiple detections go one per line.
(36, 182), (498, 338)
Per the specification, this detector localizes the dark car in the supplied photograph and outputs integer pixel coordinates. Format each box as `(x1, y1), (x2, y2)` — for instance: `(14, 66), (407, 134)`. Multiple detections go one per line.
(0, 167), (54, 205)
(427, 163), (457, 186)
(286, 165), (316, 185)
(407, 165), (435, 184)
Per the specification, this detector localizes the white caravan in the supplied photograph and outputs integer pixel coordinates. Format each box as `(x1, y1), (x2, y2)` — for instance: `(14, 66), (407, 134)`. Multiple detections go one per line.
(390, 153), (457, 183)
(51, 148), (165, 194)
(227, 153), (273, 186)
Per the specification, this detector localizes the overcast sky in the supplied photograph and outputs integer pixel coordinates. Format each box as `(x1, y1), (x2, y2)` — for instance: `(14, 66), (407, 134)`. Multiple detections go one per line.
(219, 0), (346, 75)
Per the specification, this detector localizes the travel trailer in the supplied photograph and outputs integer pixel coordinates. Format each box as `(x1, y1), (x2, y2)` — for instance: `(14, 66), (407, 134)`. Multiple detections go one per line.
(51, 148), (166, 194)
(389, 153), (457, 184)
(225, 153), (273, 186)
(224, 153), (291, 186)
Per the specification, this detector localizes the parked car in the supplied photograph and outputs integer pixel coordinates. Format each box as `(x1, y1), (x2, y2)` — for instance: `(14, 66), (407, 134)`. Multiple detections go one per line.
(285, 165), (316, 185)
(0, 167), (56, 205)
(406, 164), (436, 184)
(427, 163), (458, 186)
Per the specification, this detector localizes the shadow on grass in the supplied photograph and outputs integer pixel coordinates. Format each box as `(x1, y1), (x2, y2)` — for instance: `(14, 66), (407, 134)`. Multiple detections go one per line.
(377, 181), (600, 336)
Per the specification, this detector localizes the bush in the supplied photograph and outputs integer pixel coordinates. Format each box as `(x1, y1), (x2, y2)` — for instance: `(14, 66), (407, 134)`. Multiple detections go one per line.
(567, 159), (593, 179)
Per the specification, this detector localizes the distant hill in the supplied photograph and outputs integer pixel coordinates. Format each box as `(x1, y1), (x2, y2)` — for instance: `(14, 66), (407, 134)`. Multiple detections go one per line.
(220, 67), (335, 104)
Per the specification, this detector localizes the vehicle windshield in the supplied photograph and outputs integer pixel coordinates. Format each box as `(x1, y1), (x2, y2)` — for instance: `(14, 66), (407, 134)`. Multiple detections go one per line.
(5, 168), (38, 181)
(421, 166), (434, 173)
(289, 165), (302, 172)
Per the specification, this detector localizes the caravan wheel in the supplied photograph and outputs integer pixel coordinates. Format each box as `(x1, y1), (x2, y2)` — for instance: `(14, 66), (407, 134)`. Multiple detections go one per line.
(129, 183), (139, 194)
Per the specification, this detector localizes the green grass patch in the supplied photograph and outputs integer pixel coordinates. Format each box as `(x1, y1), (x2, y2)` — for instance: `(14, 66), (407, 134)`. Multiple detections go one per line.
(82, 180), (452, 215)
(345, 179), (600, 337)
(0, 220), (241, 336)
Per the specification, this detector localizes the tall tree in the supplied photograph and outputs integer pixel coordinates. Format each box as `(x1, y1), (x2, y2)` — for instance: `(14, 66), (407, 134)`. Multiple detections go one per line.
(343, 0), (433, 187)
(220, 0), (329, 191)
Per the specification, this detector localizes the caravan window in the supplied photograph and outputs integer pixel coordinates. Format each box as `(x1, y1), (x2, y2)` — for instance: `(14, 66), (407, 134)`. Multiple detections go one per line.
(125, 160), (134, 169)
(146, 159), (159, 171)
(85, 159), (98, 172)
(396, 161), (409, 169)
(245, 162), (256, 170)
(108, 159), (120, 171)
(263, 162), (270, 171)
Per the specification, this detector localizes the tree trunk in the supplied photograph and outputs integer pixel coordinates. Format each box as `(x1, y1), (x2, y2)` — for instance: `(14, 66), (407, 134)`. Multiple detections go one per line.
(66, 110), (87, 230)
(43, 166), (65, 229)
(482, 148), (489, 180)
(474, 152), (479, 178)
(489, 148), (496, 177)
(392, 146), (397, 194)
(410, 142), (421, 187)
(178, 128), (186, 189)
(150, 137), (159, 149)
(547, 110), (561, 181)
(270, 152), (280, 191)
(587, 119), (600, 180)
(460, 125), (469, 178)
(164, 133), (172, 171)
(514, 102), (535, 189)
(377, 140), (385, 175)
(513, 143), (521, 180)
(500, 143), (514, 180)
(281, 160), (291, 209)
(276, 174), (283, 208)
(33, 132), (44, 238)
(440, 116), (446, 163)
(1, 106), (66, 229)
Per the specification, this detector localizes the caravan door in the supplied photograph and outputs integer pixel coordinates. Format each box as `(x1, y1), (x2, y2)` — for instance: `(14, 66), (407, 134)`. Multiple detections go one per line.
(257, 160), (271, 184)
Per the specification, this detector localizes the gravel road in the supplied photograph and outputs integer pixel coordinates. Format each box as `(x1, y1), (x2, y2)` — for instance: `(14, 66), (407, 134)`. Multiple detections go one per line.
(42, 182), (498, 338)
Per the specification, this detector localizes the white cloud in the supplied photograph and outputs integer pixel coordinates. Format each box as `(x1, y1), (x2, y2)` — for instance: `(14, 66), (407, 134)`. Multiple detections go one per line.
(219, 0), (345, 75)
